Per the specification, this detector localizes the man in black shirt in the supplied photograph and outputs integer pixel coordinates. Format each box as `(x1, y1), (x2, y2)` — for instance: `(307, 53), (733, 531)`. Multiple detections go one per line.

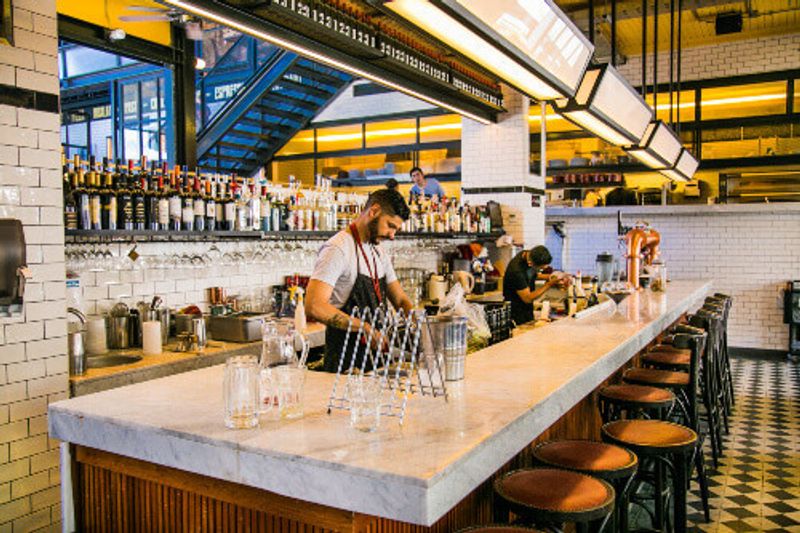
(503, 245), (559, 326)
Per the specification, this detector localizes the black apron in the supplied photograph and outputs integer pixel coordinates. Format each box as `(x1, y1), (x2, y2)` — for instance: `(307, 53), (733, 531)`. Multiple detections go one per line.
(323, 232), (389, 373)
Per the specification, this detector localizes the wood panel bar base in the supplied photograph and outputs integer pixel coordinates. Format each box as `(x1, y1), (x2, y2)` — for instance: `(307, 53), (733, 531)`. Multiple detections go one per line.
(73, 355), (638, 533)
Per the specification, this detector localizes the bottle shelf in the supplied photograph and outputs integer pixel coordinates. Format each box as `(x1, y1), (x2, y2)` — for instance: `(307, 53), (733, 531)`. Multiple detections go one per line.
(64, 229), (504, 243)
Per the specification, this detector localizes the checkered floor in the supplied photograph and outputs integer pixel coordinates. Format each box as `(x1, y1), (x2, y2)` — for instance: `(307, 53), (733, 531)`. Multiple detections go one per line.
(684, 356), (800, 532)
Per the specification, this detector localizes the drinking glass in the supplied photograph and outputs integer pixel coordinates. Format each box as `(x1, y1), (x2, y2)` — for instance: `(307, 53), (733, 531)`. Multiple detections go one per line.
(223, 355), (260, 429)
(602, 279), (634, 317)
(347, 376), (382, 433)
(274, 365), (306, 419)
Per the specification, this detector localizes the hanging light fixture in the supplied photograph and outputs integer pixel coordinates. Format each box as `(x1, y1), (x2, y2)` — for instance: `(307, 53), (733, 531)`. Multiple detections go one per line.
(660, 148), (698, 182)
(383, 0), (594, 100)
(626, 120), (682, 169)
(552, 64), (653, 146)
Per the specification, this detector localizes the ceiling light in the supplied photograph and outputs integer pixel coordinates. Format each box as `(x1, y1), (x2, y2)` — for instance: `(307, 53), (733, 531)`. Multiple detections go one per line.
(660, 148), (699, 182)
(553, 64), (653, 146)
(626, 121), (682, 170)
(384, 0), (593, 100)
(160, 0), (494, 124)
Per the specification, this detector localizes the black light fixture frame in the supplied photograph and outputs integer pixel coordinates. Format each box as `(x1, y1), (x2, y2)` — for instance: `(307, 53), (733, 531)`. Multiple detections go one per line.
(378, 0), (595, 99)
(553, 63), (653, 146)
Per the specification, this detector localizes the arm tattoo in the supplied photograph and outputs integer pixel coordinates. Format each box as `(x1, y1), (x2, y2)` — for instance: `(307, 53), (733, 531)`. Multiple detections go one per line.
(325, 313), (349, 330)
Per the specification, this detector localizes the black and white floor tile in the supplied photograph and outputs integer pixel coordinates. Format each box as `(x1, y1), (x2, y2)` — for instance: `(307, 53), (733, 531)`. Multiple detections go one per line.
(685, 356), (800, 533)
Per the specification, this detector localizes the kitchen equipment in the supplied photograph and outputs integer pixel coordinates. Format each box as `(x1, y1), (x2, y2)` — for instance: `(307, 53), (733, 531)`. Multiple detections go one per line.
(142, 321), (162, 355)
(67, 307), (87, 376)
(207, 287), (226, 305)
(421, 316), (468, 381)
(106, 315), (130, 349)
(452, 271), (475, 294)
(175, 312), (199, 336)
(223, 355), (260, 429)
(209, 313), (268, 342)
(85, 317), (107, 355)
(427, 274), (448, 303)
(596, 252), (615, 286)
(0, 219), (31, 316)
(452, 258), (471, 273)
(190, 317), (207, 349)
(783, 281), (800, 359)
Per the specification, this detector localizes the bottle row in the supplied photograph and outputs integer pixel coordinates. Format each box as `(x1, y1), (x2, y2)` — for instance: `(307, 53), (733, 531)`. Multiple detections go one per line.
(62, 155), (494, 235)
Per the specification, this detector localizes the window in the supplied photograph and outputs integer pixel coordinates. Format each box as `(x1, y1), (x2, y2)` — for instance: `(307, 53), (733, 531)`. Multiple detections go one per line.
(419, 115), (461, 143)
(701, 81), (787, 121)
(315, 124), (363, 152)
(365, 119), (416, 148)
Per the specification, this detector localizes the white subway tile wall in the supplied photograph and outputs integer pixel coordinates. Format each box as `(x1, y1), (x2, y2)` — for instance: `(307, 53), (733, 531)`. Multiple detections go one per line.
(69, 239), (450, 317)
(0, 1), (65, 531)
(617, 33), (800, 85)
(546, 209), (800, 351)
(462, 85), (545, 247)
(312, 81), (437, 124)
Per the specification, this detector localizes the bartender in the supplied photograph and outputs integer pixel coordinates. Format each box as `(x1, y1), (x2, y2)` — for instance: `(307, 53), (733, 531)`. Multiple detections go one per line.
(503, 245), (560, 326)
(306, 189), (414, 372)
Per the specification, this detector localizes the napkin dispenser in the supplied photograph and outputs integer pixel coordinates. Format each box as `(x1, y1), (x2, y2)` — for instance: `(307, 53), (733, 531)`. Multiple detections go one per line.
(0, 220), (31, 316)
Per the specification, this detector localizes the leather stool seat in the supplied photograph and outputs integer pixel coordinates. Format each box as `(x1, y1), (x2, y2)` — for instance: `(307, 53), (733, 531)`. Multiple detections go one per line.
(623, 368), (689, 387)
(602, 420), (697, 453)
(651, 343), (688, 353)
(495, 468), (615, 524)
(599, 384), (675, 407)
(641, 350), (691, 368)
(533, 440), (637, 481)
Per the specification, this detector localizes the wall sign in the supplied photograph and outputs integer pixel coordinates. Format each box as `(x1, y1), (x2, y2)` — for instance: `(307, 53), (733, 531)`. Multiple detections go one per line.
(0, 0), (12, 46)
(263, 0), (503, 110)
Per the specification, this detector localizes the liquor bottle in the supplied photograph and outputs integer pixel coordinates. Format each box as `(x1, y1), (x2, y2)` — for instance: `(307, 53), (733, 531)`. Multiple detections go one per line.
(100, 158), (117, 231)
(260, 187), (271, 232)
(75, 164), (90, 230)
(249, 181), (260, 231)
(193, 170), (205, 232)
(234, 179), (249, 231)
(116, 160), (134, 230)
(214, 176), (224, 229)
(87, 156), (102, 230)
(131, 159), (145, 230)
(204, 177), (216, 232)
(146, 161), (160, 231)
(168, 167), (182, 232)
(157, 164), (170, 231)
(223, 180), (236, 231)
(181, 167), (194, 231)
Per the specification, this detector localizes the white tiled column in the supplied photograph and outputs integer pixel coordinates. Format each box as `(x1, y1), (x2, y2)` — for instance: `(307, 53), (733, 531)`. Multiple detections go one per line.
(461, 85), (545, 247)
(0, 0), (66, 531)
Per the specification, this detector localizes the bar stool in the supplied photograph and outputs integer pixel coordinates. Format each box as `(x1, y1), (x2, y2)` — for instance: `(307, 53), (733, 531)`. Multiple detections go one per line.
(533, 441), (638, 533)
(598, 383), (676, 424)
(709, 293), (734, 411)
(602, 420), (697, 533)
(494, 468), (615, 532)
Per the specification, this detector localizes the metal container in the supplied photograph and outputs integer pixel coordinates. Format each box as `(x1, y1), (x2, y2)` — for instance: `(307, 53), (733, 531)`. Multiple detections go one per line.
(138, 308), (171, 345)
(596, 252), (615, 286)
(190, 317), (207, 349)
(175, 313), (198, 336)
(422, 316), (468, 381)
(107, 315), (130, 349)
(67, 308), (87, 376)
(208, 313), (267, 342)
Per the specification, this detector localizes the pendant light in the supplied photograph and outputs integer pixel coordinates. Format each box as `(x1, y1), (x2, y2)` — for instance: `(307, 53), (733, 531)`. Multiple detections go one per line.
(660, 148), (698, 181)
(553, 64), (653, 146)
(383, 0), (594, 100)
(626, 120), (682, 169)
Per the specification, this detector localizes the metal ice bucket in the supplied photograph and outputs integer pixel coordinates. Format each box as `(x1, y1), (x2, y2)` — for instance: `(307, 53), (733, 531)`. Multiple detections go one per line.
(421, 316), (468, 381)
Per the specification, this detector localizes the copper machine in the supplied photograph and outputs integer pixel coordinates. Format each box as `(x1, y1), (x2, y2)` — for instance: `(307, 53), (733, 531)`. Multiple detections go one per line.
(625, 224), (660, 289)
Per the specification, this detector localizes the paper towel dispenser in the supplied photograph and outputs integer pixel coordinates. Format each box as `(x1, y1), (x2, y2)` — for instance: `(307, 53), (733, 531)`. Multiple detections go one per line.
(0, 219), (31, 316)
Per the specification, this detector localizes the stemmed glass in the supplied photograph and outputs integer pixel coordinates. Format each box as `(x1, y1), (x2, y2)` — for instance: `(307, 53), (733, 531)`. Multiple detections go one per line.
(601, 261), (633, 317)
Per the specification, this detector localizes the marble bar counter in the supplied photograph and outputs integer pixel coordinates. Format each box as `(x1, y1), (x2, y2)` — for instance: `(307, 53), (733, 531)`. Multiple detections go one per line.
(50, 280), (710, 529)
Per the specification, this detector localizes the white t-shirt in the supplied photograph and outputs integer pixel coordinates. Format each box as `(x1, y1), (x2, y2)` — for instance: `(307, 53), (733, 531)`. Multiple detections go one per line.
(311, 230), (397, 308)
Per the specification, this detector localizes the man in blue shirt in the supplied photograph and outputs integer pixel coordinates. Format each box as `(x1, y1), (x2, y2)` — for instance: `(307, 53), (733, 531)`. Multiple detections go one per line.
(408, 167), (446, 199)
